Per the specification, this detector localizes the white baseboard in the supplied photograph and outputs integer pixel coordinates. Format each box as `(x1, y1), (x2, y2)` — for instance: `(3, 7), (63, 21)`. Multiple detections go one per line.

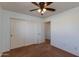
(51, 43), (78, 56)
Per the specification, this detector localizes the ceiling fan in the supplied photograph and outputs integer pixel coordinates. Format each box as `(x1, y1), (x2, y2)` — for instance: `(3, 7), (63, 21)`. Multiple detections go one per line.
(30, 2), (56, 15)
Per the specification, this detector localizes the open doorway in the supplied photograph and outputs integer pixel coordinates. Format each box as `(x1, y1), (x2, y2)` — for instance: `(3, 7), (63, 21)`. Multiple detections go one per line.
(44, 21), (51, 44)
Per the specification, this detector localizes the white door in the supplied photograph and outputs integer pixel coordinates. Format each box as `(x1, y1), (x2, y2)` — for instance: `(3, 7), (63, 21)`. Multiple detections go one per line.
(10, 19), (44, 49)
(10, 19), (25, 49)
(35, 23), (44, 43)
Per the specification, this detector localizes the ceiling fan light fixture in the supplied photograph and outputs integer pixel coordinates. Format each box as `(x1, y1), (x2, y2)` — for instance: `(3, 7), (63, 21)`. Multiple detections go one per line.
(41, 8), (46, 14)
(31, 2), (55, 15)
(43, 8), (46, 12)
(37, 9), (41, 13)
(41, 11), (44, 14)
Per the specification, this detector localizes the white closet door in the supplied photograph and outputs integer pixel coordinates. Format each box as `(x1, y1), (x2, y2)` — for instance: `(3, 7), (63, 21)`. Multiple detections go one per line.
(10, 19), (44, 49)
(24, 21), (37, 45)
(24, 22), (44, 45)
(35, 23), (44, 43)
(10, 19), (25, 49)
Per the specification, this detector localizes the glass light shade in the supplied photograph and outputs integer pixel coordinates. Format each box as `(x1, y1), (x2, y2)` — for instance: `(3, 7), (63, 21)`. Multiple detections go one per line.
(43, 8), (46, 12)
(37, 9), (41, 12)
(41, 11), (44, 14)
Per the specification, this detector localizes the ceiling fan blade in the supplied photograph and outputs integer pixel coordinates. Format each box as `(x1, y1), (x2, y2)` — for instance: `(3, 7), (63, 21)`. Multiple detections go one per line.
(30, 9), (38, 11)
(46, 2), (53, 6)
(32, 2), (39, 7)
(46, 8), (56, 11)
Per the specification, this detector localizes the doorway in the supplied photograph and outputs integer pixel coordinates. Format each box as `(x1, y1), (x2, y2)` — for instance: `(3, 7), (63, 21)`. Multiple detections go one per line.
(44, 21), (51, 44)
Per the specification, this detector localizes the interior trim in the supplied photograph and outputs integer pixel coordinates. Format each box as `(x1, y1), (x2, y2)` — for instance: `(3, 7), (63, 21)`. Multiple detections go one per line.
(51, 44), (78, 57)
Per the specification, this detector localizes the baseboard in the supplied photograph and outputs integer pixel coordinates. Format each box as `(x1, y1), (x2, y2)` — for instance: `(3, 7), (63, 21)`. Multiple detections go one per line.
(0, 50), (10, 57)
(38, 39), (45, 44)
(51, 43), (78, 57)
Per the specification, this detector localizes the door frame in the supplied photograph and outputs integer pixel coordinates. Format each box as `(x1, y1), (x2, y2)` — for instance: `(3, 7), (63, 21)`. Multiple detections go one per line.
(44, 21), (51, 43)
(10, 17), (26, 50)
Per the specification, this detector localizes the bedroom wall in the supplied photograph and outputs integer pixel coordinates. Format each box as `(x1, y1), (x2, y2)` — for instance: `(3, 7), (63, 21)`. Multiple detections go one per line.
(1, 9), (45, 52)
(45, 6), (79, 56)
(0, 6), (2, 56)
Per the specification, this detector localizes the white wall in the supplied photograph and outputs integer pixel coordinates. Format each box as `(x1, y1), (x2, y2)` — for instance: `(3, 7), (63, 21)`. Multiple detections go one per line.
(1, 10), (44, 52)
(46, 7), (79, 56)
(0, 6), (2, 56)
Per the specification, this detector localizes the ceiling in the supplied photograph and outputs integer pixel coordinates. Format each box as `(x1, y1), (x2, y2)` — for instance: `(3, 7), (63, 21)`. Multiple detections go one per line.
(0, 2), (79, 18)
